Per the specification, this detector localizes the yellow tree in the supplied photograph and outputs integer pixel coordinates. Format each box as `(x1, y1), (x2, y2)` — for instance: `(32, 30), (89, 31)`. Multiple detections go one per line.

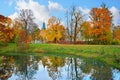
(81, 21), (92, 41)
(40, 29), (47, 43)
(113, 26), (120, 44)
(90, 4), (112, 44)
(46, 16), (65, 43)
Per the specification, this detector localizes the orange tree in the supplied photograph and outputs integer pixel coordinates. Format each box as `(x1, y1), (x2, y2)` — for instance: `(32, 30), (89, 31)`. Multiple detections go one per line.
(90, 5), (112, 44)
(0, 14), (14, 45)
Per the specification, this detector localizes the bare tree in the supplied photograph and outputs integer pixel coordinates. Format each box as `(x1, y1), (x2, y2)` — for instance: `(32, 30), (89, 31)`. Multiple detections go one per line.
(17, 9), (38, 47)
(66, 6), (83, 43)
(19, 9), (35, 34)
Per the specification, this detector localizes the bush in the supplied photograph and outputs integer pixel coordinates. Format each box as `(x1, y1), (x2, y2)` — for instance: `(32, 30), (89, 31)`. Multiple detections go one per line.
(111, 40), (119, 45)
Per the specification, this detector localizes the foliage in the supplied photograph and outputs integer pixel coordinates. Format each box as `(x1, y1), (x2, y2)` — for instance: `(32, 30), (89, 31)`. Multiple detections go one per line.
(113, 26), (120, 44)
(81, 21), (92, 41)
(42, 56), (65, 80)
(0, 14), (14, 45)
(46, 23), (65, 43)
(90, 5), (112, 44)
(41, 16), (66, 43)
(1, 4), (120, 45)
(31, 27), (41, 43)
(0, 56), (14, 79)
(18, 9), (37, 44)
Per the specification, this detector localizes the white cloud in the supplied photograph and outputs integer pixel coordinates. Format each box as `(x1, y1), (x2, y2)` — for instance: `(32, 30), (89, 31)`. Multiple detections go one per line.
(110, 6), (120, 26)
(9, 0), (50, 28)
(79, 7), (90, 15)
(48, 1), (63, 11)
(9, 12), (18, 20)
(78, 7), (90, 21)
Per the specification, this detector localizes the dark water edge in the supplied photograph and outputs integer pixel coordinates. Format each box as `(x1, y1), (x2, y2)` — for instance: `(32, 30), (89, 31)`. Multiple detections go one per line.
(0, 54), (120, 80)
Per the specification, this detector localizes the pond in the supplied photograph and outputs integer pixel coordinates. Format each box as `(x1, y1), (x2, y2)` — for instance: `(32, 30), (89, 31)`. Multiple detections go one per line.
(0, 55), (120, 80)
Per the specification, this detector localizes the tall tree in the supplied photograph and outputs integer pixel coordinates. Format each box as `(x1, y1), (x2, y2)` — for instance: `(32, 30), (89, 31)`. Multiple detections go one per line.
(66, 6), (83, 43)
(18, 9), (36, 45)
(90, 5), (112, 44)
(19, 9), (35, 33)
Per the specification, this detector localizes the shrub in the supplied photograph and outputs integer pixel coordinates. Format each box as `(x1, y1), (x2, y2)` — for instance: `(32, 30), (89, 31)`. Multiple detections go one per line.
(111, 40), (119, 45)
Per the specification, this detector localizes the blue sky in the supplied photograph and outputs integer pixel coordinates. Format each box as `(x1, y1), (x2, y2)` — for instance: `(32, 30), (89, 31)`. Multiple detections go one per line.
(0, 0), (120, 27)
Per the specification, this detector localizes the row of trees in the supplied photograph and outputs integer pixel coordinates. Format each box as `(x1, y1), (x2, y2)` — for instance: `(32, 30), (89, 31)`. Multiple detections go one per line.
(0, 4), (120, 45)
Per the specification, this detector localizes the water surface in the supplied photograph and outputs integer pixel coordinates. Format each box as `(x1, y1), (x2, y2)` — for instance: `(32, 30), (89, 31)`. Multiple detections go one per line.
(0, 55), (120, 80)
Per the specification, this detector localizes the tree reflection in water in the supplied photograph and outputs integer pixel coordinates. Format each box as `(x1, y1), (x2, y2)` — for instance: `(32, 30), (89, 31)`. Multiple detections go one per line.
(41, 56), (65, 80)
(13, 55), (39, 80)
(0, 55), (120, 80)
(0, 56), (14, 80)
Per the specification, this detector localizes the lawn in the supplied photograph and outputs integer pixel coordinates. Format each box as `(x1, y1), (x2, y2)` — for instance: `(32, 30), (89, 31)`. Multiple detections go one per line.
(0, 43), (120, 69)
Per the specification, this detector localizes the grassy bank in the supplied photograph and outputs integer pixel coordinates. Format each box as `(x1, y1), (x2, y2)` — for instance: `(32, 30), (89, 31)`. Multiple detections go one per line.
(0, 43), (120, 69)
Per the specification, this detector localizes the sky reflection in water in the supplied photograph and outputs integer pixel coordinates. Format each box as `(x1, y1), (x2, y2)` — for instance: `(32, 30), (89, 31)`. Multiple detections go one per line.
(0, 55), (119, 80)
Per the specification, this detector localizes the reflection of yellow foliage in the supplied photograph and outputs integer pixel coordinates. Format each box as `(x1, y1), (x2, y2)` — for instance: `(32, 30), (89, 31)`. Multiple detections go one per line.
(41, 56), (65, 80)
(42, 56), (64, 69)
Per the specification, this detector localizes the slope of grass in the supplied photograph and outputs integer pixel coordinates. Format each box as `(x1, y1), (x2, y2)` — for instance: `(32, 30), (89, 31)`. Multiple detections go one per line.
(0, 43), (120, 69)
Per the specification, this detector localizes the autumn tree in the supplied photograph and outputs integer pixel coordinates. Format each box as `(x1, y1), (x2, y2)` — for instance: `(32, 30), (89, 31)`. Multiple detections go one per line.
(81, 21), (92, 41)
(112, 26), (120, 44)
(12, 18), (23, 43)
(37, 22), (47, 43)
(46, 16), (65, 43)
(90, 5), (112, 44)
(0, 14), (14, 45)
(18, 9), (36, 45)
(66, 6), (83, 43)
(31, 26), (40, 43)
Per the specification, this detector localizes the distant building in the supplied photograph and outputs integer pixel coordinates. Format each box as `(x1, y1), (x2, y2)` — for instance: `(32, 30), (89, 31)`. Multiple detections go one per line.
(42, 22), (46, 30)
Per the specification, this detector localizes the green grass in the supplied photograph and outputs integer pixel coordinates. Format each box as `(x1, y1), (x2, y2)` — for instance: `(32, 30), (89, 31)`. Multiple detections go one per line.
(0, 43), (120, 69)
